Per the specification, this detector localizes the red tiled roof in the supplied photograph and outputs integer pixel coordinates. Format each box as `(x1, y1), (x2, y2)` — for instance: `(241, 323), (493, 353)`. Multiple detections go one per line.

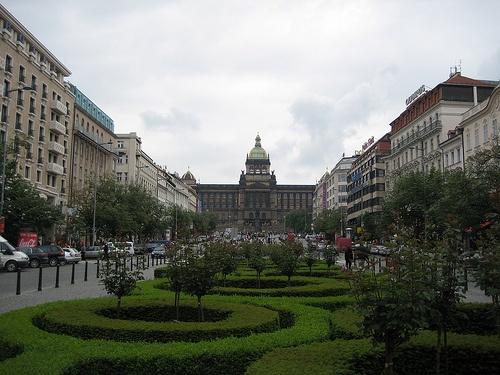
(442, 73), (497, 87)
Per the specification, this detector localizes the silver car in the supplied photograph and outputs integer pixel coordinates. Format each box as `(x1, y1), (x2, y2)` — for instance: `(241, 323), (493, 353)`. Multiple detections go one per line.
(63, 248), (82, 263)
(84, 246), (102, 258)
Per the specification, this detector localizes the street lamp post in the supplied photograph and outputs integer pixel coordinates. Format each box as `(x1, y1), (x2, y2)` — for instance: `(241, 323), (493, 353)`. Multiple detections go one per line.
(0, 86), (36, 218)
(92, 141), (112, 246)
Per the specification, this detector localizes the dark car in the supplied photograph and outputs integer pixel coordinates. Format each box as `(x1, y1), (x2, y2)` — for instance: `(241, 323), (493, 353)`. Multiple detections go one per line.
(17, 247), (49, 268)
(34, 245), (66, 266)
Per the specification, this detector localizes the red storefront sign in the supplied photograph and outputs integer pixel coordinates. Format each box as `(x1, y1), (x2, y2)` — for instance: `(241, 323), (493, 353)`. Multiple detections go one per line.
(18, 232), (38, 248)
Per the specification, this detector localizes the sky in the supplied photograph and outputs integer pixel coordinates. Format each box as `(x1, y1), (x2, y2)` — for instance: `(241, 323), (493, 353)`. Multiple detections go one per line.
(5, 0), (500, 184)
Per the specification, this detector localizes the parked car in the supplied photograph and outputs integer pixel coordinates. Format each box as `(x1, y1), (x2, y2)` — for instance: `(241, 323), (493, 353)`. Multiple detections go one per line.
(17, 247), (49, 268)
(146, 240), (170, 253)
(151, 245), (167, 258)
(34, 244), (66, 266)
(84, 245), (102, 259)
(115, 242), (134, 256)
(63, 248), (81, 264)
(0, 235), (29, 272)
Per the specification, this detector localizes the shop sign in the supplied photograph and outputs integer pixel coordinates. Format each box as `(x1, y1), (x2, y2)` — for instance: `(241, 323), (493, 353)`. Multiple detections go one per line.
(406, 84), (426, 106)
(18, 232), (38, 247)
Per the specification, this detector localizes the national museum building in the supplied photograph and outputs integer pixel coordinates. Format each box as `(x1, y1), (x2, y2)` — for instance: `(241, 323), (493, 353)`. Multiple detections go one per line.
(182, 135), (314, 232)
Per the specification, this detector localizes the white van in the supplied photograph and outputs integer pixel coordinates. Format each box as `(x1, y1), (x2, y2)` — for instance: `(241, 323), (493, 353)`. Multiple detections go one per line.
(115, 241), (134, 256)
(0, 235), (29, 272)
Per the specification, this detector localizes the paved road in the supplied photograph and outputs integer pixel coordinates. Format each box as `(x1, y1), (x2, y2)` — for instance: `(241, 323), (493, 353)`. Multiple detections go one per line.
(0, 256), (166, 314)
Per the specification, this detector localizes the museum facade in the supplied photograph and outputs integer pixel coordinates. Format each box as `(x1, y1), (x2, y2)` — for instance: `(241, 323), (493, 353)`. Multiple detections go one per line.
(182, 135), (314, 232)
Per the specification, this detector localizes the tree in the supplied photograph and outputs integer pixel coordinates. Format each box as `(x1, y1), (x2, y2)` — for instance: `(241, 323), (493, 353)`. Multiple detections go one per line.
(191, 211), (217, 235)
(466, 141), (500, 212)
(100, 253), (144, 317)
(313, 208), (342, 238)
(163, 243), (189, 320)
(324, 245), (337, 276)
(272, 241), (303, 286)
(473, 223), (500, 332)
(244, 242), (267, 288)
(181, 254), (218, 321)
(303, 243), (318, 275)
(1, 151), (62, 243)
(205, 241), (238, 286)
(350, 234), (430, 375)
(284, 209), (312, 233)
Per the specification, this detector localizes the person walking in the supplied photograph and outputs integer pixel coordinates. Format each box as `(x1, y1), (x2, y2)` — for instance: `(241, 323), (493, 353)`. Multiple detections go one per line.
(103, 242), (109, 260)
(345, 246), (353, 270)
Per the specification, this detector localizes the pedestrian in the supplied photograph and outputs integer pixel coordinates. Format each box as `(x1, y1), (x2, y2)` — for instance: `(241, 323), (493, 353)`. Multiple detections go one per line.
(345, 247), (353, 270)
(103, 242), (109, 260)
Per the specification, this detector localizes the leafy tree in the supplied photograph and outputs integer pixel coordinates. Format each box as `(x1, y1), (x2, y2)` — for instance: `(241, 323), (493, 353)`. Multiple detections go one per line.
(1, 151), (61, 243)
(181, 254), (218, 321)
(324, 245), (337, 276)
(272, 241), (303, 286)
(100, 253), (144, 317)
(466, 141), (500, 212)
(191, 211), (217, 235)
(164, 243), (189, 320)
(473, 223), (500, 332)
(313, 208), (342, 238)
(303, 243), (318, 275)
(284, 209), (312, 234)
(205, 241), (238, 286)
(244, 242), (267, 288)
(350, 234), (431, 375)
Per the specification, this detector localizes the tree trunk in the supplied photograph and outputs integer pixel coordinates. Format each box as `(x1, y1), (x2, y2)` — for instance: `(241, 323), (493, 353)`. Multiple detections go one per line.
(117, 296), (122, 319)
(384, 338), (394, 375)
(444, 327), (449, 375)
(436, 325), (442, 375)
(175, 290), (180, 320)
(287, 275), (291, 287)
(197, 295), (204, 322)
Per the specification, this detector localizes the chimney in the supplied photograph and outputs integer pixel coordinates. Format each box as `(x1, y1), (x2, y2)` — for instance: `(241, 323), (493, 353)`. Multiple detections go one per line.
(473, 86), (478, 105)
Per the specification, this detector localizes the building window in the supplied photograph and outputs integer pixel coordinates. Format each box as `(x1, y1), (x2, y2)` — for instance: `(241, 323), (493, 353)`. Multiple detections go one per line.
(430, 138), (434, 151)
(24, 166), (30, 179)
(42, 83), (48, 99)
(451, 150), (455, 165)
(457, 148), (461, 162)
(36, 170), (41, 182)
(445, 154), (449, 167)
(466, 132), (471, 150)
(5, 55), (12, 73)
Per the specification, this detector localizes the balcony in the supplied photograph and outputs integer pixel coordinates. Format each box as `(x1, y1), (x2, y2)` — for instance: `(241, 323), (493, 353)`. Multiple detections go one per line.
(49, 120), (65, 135)
(50, 99), (67, 115)
(48, 141), (65, 155)
(47, 162), (64, 175)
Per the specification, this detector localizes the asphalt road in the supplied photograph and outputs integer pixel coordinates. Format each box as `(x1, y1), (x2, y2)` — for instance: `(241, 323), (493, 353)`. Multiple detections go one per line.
(0, 255), (166, 314)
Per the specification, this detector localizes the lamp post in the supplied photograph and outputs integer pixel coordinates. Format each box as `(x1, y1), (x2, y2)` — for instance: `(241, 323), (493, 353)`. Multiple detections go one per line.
(92, 141), (112, 246)
(0, 86), (36, 218)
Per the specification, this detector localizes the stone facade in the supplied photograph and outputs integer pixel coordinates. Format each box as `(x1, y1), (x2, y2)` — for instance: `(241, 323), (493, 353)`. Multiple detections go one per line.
(189, 135), (314, 232)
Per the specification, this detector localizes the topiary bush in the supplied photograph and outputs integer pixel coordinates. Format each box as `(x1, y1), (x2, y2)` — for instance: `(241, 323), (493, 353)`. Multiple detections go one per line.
(32, 298), (282, 343)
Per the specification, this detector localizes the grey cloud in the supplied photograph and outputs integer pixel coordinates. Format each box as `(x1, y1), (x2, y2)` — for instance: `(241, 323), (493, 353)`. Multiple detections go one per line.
(141, 109), (201, 132)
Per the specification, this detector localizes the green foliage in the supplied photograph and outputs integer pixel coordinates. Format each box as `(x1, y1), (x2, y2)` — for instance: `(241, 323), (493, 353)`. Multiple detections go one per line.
(72, 177), (171, 241)
(100, 254), (144, 313)
(1, 153), (62, 243)
(473, 223), (500, 307)
(313, 208), (343, 236)
(0, 295), (331, 375)
(204, 241), (239, 282)
(284, 209), (312, 233)
(244, 242), (267, 288)
(32, 298), (281, 343)
(271, 241), (303, 285)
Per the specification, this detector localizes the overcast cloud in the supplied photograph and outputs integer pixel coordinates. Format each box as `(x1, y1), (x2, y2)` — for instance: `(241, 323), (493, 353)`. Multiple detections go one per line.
(5, 0), (500, 183)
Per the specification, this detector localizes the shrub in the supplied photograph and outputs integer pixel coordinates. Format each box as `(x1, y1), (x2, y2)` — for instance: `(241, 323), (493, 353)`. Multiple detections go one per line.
(32, 298), (281, 343)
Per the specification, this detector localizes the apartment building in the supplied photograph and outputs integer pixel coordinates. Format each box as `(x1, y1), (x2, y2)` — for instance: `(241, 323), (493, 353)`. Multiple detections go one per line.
(69, 84), (117, 195)
(440, 127), (464, 171)
(385, 72), (496, 189)
(346, 134), (391, 227)
(313, 170), (329, 219)
(461, 84), (499, 163)
(0, 5), (74, 210)
(326, 155), (357, 211)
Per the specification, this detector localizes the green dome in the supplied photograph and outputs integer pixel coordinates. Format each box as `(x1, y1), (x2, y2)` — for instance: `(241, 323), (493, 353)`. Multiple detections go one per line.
(248, 134), (268, 159)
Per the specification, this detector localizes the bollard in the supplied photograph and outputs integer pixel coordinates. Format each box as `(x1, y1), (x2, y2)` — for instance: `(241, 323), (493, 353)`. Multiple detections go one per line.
(142, 256), (145, 269)
(38, 266), (43, 291)
(71, 263), (75, 284)
(84, 261), (88, 282)
(96, 259), (100, 278)
(55, 265), (60, 288)
(130, 256), (133, 271)
(16, 269), (21, 295)
(136, 256), (139, 269)
(147, 255), (150, 268)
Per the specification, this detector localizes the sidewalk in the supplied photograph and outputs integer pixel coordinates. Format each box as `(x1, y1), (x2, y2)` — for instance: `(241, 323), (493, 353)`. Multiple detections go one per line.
(0, 262), (163, 315)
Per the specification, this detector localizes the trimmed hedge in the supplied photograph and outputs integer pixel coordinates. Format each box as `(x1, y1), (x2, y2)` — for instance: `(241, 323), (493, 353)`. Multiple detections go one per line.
(0, 338), (23, 362)
(189, 275), (351, 297)
(0, 297), (331, 375)
(33, 298), (282, 343)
